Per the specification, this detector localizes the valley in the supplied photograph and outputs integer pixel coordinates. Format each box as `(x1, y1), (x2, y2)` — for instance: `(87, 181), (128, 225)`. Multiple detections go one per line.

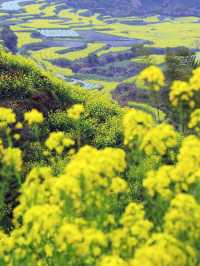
(0, 0), (200, 99)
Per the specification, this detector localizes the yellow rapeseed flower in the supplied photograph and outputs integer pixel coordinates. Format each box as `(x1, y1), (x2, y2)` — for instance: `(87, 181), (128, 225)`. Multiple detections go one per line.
(14, 133), (20, 141)
(45, 131), (74, 154)
(110, 177), (128, 193)
(136, 65), (165, 91)
(188, 109), (200, 132)
(190, 67), (200, 91)
(0, 107), (16, 128)
(15, 122), (23, 129)
(24, 109), (44, 125)
(131, 233), (195, 266)
(99, 255), (128, 266)
(140, 123), (178, 156)
(169, 81), (194, 108)
(144, 135), (200, 199)
(123, 109), (154, 146)
(3, 147), (22, 172)
(164, 194), (200, 244)
(143, 165), (173, 198)
(44, 244), (53, 257)
(67, 104), (85, 120)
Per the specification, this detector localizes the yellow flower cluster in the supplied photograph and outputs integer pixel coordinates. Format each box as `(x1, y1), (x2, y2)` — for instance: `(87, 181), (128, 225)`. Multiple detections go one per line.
(15, 122), (23, 130)
(169, 81), (194, 108)
(188, 109), (200, 132)
(2, 147), (22, 172)
(45, 131), (74, 154)
(110, 202), (153, 258)
(0, 145), (129, 265)
(144, 165), (173, 198)
(144, 135), (200, 198)
(164, 193), (200, 245)
(170, 67), (200, 108)
(123, 109), (154, 146)
(140, 123), (178, 156)
(67, 104), (85, 121)
(172, 135), (200, 192)
(0, 107), (16, 128)
(0, 135), (22, 173)
(99, 255), (128, 266)
(64, 145), (126, 192)
(110, 177), (128, 193)
(136, 65), (165, 91)
(24, 109), (44, 125)
(190, 67), (200, 91)
(131, 233), (195, 266)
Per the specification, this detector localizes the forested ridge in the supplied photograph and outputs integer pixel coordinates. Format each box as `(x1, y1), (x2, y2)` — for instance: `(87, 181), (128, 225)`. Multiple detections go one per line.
(65, 0), (200, 16)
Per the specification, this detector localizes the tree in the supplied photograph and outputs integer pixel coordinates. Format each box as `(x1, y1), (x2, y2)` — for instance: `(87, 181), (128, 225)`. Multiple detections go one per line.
(1, 26), (18, 53)
(87, 53), (99, 65)
(131, 43), (152, 57)
(165, 46), (195, 83)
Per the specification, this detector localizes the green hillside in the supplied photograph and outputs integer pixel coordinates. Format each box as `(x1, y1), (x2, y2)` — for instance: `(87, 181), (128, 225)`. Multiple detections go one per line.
(0, 49), (123, 147)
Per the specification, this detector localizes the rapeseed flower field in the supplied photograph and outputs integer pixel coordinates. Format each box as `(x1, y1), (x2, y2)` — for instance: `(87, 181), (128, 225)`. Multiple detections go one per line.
(0, 63), (200, 265)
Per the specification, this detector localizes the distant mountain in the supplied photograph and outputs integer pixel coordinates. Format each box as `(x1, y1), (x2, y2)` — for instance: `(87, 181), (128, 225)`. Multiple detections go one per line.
(65, 0), (200, 17)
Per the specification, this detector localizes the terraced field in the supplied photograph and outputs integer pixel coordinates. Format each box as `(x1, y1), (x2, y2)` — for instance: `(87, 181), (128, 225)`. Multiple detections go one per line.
(0, 0), (200, 93)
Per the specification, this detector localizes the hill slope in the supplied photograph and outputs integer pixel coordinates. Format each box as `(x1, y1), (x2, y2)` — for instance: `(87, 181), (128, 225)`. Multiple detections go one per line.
(65, 0), (200, 17)
(0, 49), (122, 149)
